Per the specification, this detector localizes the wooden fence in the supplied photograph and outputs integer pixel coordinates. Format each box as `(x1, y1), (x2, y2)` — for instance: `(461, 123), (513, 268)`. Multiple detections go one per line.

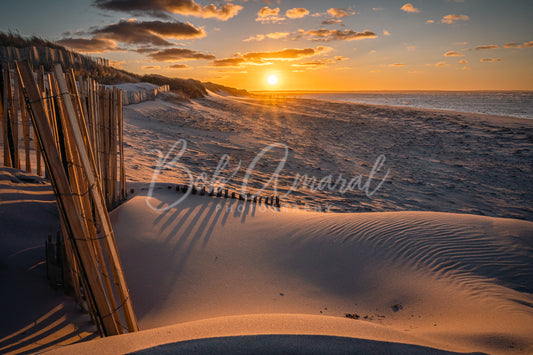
(0, 45), (109, 71)
(1, 61), (138, 337)
(1, 62), (126, 208)
(122, 84), (170, 105)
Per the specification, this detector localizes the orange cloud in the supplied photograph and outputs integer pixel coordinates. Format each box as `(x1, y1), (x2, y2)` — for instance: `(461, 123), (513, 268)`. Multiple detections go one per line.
(441, 14), (469, 24)
(327, 8), (354, 18)
(91, 19), (206, 46)
(335, 56), (348, 61)
(444, 51), (463, 56)
(389, 63), (406, 67)
(256, 6), (285, 23)
(94, 0), (242, 21)
(243, 32), (289, 42)
(292, 61), (328, 68)
(480, 58), (502, 62)
(502, 42), (522, 48)
(286, 8), (309, 19)
(321, 19), (344, 25)
(142, 65), (160, 70)
(459, 59), (468, 64)
(168, 64), (191, 69)
(212, 46), (330, 67)
(147, 48), (215, 61)
(524, 41), (533, 47)
(243, 34), (266, 42)
(475, 45), (499, 50)
(435, 61), (449, 67)
(56, 37), (119, 53)
(401, 3), (420, 13)
(297, 29), (377, 42)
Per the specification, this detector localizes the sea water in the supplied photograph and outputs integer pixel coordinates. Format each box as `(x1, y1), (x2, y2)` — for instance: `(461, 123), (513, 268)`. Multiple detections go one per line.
(282, 91), (533, 119)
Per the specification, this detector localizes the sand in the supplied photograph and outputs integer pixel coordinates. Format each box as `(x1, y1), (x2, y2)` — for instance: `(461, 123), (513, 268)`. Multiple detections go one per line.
(1, 92), (532, 354)
(123, 92), (533, 219)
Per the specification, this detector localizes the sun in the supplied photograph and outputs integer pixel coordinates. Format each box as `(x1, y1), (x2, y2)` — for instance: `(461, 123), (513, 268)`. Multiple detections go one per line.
(267, 74), (278, 86)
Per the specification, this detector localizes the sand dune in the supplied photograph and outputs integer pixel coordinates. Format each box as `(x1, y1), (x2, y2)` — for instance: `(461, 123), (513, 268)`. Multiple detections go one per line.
(48, 185), (532, 354)
(2, 92), (532, 354)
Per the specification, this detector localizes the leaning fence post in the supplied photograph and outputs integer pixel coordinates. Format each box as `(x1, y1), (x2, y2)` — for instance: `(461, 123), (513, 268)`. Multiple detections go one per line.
(17, 61), (121, 336)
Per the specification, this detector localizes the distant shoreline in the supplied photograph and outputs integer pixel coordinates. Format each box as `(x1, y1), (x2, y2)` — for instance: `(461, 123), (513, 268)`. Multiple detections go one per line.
(249, 90), (533, 120)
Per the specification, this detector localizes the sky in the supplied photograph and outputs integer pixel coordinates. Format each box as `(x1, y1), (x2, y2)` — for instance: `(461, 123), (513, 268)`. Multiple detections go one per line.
(1, 0), (532, 91)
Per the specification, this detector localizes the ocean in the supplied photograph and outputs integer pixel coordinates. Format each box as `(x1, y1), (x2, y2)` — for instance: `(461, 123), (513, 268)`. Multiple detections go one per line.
(276, 91), (533, 120)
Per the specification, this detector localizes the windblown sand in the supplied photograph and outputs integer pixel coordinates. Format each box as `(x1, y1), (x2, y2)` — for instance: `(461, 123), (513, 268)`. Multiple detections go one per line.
(123, 92), (533, 220)
(1, 92), (532, 354)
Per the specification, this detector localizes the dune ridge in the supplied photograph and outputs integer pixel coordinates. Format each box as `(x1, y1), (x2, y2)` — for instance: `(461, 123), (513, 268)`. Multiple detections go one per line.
(53, 185), (530, 354)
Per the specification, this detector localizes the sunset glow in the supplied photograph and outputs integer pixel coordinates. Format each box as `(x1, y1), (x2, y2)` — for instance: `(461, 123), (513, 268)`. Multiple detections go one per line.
(1, 1), (531, 91)
(267, 74), (279, 86)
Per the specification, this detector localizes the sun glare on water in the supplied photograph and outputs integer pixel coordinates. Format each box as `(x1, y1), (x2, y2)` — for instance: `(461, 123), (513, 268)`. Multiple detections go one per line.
(267, 74), (278, 86)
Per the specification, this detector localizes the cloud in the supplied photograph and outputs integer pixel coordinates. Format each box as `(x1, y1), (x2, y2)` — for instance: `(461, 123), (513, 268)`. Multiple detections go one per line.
(459, 59), (468, 64)
(55, 37), (119, 53)
(256, 6), (285, 23)
(441, 14), (469, 24)
(168, 64), (191, 69)
(524, 41), (533, 48)
(435, 61), (449, 67)
(212, 46), (330, 67)
(321, 19), (344, 25)
(243, 34), (266, 42)
(480, 58), (502, 62)
(502, 42), (522, 49)
(147, 48), (215, 61)
(242, 34), (266, 42)
(297, 29), (377, 42)
(389, 63), (405, 67)
(292, 58), (339, 70)
(426, 20), (434, 24)
(92, 19), (206, 46)
(475, 45), (499, 50)
(383, 30), (391, 36)
(142, 65), (160, 70)
(292, 61), (328, 68)
(327, 8), (354, 18)
(267, 32), (290, 39)
(108, 60), (125, 68)
(243, 32), (289, 42)
(286, 8), (309, 19)
(93, 0), (242, 21)
(444, 51), (463, 56)
(401, 3), (420, 13)
(372, 7), (384, 11)
(212, 57), (247, 67)
(335, 56), (348, 61)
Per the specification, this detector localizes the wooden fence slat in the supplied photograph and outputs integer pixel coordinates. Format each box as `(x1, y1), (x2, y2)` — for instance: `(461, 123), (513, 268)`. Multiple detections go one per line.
(0, 65), (10, 167)
(3, 65), (18, 168)
(53, 70), (124, 334)
(53, 64), (139, 333)
(118, 90), (126, 201)
(15, 68), (31, 172)
(16, 61), (120, 336)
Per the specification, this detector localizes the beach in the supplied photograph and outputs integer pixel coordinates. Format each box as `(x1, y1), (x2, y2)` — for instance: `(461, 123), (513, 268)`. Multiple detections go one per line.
(124, 92), (533, 220)
(1, 92), (533, 354)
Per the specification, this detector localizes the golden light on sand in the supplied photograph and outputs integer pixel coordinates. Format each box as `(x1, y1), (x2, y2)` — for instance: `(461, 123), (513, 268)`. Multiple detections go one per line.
(267, 74), (278, 86)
